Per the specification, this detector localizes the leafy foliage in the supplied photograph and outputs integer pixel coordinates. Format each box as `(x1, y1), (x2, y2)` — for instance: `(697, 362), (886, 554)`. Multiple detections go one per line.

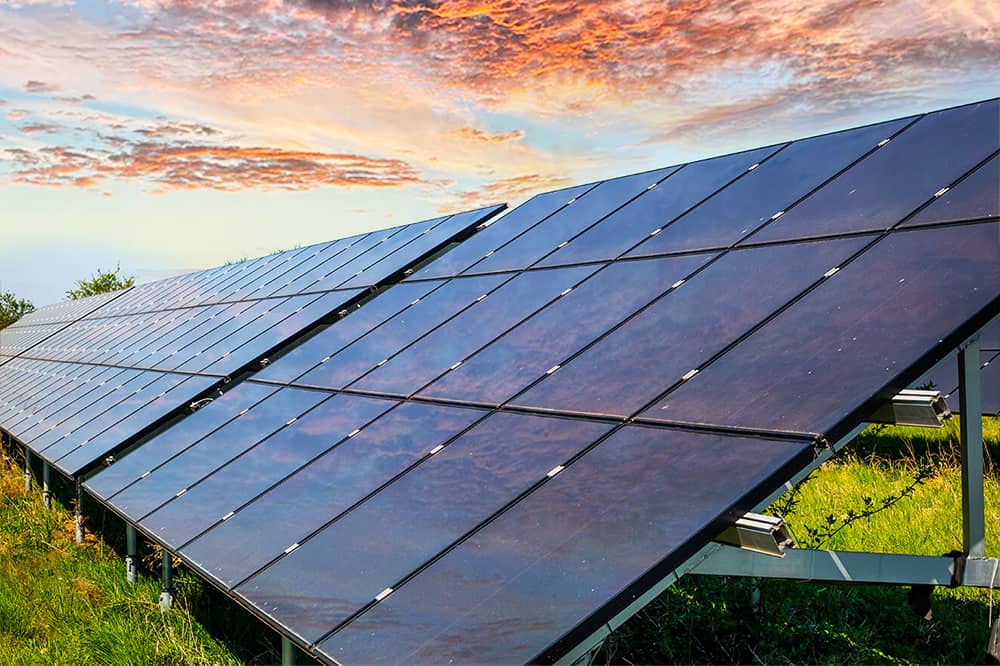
(0, 291), (35, 329)
(66, 265), (136, 300)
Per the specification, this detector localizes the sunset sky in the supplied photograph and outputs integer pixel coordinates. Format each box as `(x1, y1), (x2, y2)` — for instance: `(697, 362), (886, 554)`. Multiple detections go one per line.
(1, 0), (997, 306)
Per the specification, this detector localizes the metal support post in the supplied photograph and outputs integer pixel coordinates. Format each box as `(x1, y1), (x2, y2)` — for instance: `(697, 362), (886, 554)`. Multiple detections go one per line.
(159, 551), (173, 611)
(126, 525), (138, 585)
(75, 479), (85, 545)
(24, 448), (32, 493)
(958, 339), (985, 558)
(281, 635), (297, 666)
(42, 462), (51, 509)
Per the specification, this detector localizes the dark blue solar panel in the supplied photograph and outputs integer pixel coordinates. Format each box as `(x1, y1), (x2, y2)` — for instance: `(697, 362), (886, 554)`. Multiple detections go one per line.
(900, 153), (999, 228)
(1, 206), (502, 477)
(181, 401), (486, 588)
(349, 266), (597, 397)
(749, 100), (999, 243)
(640, 222), (1000, 438)
(537, 145), (780, 267)
(461, 167), (677, 274)
(512, 236), (871, 419)
(319, 426), (812, 665)
(624, 116), (912, 256)
(236, 412), (615, 644)
(419, 253), (714, 406)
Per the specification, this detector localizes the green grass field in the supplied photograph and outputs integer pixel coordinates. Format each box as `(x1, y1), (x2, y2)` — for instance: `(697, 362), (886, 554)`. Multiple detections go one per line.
(1, 418), (997, 664)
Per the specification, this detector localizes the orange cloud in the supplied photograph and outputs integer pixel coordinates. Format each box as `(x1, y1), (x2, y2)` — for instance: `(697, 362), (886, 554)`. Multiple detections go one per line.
(2, 138), (429, 192)
(449, 173), (574, 209)
(449, 127), (525, 144)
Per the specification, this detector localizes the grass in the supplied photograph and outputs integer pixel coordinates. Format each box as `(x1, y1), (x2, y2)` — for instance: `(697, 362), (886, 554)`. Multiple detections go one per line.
(0, 452), (279, 665)
(602, 416), (1000, 664)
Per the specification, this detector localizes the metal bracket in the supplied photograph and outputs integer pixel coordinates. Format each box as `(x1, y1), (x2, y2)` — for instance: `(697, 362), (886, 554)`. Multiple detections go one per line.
(868, 389), (951, 428)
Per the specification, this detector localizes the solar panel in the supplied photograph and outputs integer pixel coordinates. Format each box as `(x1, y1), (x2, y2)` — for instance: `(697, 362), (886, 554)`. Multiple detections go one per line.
(0, 205), (503, 477)
(915, 349), (1000, 417)
(76, 99), (999, 664)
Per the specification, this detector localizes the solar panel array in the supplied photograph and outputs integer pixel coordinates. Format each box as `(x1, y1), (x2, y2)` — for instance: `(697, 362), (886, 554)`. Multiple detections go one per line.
(0, 206), (503, 477)
(77, 99), (1000, 664)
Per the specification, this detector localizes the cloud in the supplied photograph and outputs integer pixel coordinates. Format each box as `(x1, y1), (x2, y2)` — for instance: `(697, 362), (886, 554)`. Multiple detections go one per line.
(2, 139), (429, 192)
(17, 121), (62, 134)
(52, 93), (97, 104)
(449, 127), (524, 144)
(449, 173), (575, 209)
(24, 80), (60, 94)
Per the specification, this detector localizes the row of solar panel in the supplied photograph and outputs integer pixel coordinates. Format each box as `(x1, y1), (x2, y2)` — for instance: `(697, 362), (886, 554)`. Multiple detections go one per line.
(0, 207), (504, 476)
(0, 207), (502, 362)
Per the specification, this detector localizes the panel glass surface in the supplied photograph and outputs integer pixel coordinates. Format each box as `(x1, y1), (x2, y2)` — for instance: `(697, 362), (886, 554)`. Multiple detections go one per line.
(538, 146), (780, 266)
(252, 282), (439, 384)
(407, 186), (594, 280)
(349, 266), (598, 397)
(750, 100), (1000, 243)
(462, 168), (677, 274)
(512, 236), (871, 418)
(293, 275), (508, 390)
(641, 222), (1000, 436)
(419, 254), (714, 406)
(937, 351), (1000, 417)
(319, 426), (812, 665)
(38, 371), (194, 460)
(236, 413), (614, 644)
(901, 154), (999, 228)
(106, 387), (328, 519)
(84, 381), (279, 501)
(54, 375), (219, 476)
(625, 117), (911, 256)
(141, 393), (396, 548)
(181, 402), (486, 588)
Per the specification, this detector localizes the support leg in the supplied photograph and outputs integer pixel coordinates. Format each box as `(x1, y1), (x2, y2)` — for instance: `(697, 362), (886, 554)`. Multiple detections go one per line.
(958, 340), (985, 558)
(75, 479), (84, 545)
(42, 462), (51, 510)
(159, 551), (173, 611)
(281, 636), (297, 666)
(126, 525), (137, 585)
(24, 448), (32, 493)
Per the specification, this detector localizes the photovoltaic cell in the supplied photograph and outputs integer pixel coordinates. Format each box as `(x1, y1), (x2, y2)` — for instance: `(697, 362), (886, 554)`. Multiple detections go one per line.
(103, 387), (329, 519)
(348, 266), (598, 397)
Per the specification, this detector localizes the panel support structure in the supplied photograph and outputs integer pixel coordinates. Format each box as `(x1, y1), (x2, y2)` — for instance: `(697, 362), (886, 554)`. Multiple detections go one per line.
(24, 448), (31, 493)
(159, 551), (173, 611)
(958, 338), (985, 558)
(42, 461), (51, 510)
(690, 544), (1000, 587)
(126, 525), (138, 585)
(281, 635), (297, 666)
(74, 479), (84, 545)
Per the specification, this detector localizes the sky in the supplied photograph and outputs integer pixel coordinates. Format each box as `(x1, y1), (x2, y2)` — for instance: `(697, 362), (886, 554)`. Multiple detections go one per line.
(1, 0), (997, 307)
